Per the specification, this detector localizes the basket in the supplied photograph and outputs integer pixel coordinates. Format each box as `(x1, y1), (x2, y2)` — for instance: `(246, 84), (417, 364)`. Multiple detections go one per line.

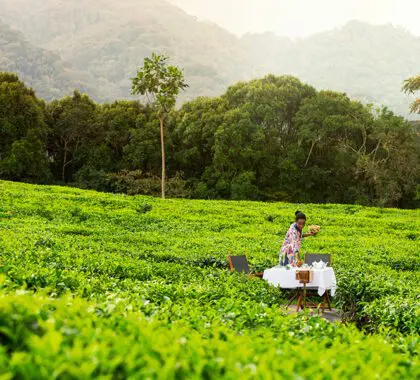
(296, 270), (313, 283)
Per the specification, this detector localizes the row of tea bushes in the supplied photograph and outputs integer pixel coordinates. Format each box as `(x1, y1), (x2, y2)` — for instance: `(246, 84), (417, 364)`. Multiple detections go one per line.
(0, 180), (419, 378)
(0, 289), (418, 379)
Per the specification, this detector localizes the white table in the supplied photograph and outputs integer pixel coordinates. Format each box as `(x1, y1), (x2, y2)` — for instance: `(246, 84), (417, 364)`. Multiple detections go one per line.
(263, 266), (337, 296)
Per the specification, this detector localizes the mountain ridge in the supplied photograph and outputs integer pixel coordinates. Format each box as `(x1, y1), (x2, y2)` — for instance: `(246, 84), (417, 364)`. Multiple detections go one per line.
(0, 0), (418, 117)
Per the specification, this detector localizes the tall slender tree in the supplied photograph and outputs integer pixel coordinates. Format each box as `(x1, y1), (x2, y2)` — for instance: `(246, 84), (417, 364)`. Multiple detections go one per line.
(132, 54), (187, 199)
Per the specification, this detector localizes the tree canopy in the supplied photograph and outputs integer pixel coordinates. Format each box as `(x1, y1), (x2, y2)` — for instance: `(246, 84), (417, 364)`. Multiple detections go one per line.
(0, 73), (50, 181)
(1, 72), (419, 208)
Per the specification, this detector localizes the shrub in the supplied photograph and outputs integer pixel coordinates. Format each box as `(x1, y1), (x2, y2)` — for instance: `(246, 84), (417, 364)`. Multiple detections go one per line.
(231, 171), (259, 200)
(107, 170), (190, 198)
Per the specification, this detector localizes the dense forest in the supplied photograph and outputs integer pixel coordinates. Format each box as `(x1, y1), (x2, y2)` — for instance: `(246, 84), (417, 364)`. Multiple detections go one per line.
(0, 19), (98, 99)
(1, 72), (419, 208)
(0, 0), (419, 117)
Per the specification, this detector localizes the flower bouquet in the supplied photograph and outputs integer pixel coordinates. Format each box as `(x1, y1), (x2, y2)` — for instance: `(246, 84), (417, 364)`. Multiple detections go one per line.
(308, 225), (321, 234)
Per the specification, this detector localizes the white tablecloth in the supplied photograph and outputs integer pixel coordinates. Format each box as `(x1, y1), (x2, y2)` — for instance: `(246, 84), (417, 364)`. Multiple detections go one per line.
(263, 266), (337, 296)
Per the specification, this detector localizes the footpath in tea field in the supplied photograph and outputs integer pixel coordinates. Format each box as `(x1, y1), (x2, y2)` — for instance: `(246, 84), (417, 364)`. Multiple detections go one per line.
(0, 181), (418, 378)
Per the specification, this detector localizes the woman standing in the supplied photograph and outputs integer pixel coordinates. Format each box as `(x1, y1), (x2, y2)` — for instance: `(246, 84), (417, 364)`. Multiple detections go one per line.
(279, 211), (317, 266)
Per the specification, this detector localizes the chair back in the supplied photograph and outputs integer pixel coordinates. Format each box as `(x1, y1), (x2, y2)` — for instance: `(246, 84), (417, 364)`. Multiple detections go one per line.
(304, 253), (332, 266)
(228, 255), (250, 274)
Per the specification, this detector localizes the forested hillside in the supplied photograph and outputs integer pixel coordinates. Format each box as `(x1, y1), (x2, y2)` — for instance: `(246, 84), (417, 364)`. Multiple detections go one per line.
(0, 0), (419, 116)
(0, 19), (97, 100)
(0, 0), (248, 103)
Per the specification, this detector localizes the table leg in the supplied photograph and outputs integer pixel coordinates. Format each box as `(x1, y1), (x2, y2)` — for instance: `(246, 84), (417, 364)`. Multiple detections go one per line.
(326, 291), (332, 311)
(287, 293), (296, 308)
(286, 287), (299, 308)
(296, 289), (302, 311)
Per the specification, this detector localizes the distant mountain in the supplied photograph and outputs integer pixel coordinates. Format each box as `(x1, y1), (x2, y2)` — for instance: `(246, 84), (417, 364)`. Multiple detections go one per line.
(243, 21), (420, 118)
(0, 19), (97, 100)
(0, 0), (418, 117)
(0, 0), (249, 103)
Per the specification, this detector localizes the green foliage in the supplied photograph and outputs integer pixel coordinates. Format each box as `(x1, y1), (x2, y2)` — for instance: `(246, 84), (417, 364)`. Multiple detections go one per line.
(294, 92), (420, 207)
(0, 291), (417, 379)
(45, 91), (97, 182)
(83, 100), (158, 183)
(107, 170), (189, 198)
(132, 53), (188, 116)
(173, 96), (226, 179)
(132, 53), (187, 199)
(0, 180), (419, 377)
(231, 171), (259, 200)
(0, 73), (50, 181)
(363, 296), (420, 334)
(403, 74), (420, 113)
(2, 73), (419, 207)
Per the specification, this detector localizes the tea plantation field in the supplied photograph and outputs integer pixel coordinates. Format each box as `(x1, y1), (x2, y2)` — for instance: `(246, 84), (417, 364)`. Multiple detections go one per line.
(0, 180), (419, 379)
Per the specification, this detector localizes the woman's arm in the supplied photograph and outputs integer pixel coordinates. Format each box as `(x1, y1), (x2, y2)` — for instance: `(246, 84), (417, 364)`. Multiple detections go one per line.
(303, 232), (317, 238)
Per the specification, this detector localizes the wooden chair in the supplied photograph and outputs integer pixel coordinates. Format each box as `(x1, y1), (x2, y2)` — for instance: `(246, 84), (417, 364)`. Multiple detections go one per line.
(228, 255), (264, 278)
(304, 253), (332, 266)
(301, 253), (332, 312)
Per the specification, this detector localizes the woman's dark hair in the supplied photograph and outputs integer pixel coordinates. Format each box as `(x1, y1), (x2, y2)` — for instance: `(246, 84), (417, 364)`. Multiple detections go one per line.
(295, 211), (306, 221)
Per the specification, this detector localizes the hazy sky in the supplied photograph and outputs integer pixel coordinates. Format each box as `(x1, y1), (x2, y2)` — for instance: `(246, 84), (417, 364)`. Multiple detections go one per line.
(168, 0), (420, 38)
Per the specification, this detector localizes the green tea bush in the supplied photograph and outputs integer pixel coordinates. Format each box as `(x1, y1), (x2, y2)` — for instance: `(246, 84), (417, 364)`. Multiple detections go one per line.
(363, 295), (420, 334)
(0, 291), (418, 379)
(0, 180), (419, 378)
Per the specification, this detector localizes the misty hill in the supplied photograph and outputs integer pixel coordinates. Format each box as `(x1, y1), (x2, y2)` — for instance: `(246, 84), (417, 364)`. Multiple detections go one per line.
(0, 0), (248, 103)
(0, 19), (98, 100)
(0, 0), (419, 116)
(0, 18), (83, 100)
(243, 21), (420, 117)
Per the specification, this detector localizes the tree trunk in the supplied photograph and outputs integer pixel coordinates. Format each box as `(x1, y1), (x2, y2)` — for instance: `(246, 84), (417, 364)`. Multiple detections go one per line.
(304, 140), (316, 168)
(62, 141), (68, 182)
(159, 116), (166, 199)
